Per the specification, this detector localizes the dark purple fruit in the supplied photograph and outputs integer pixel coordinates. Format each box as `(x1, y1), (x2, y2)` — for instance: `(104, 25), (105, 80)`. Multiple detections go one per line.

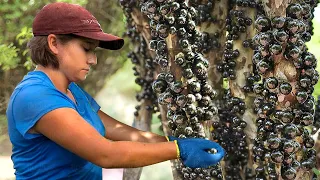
(279, 82), (292, 95)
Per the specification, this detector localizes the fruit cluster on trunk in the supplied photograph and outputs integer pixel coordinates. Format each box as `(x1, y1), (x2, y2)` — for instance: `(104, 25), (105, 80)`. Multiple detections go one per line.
(119, 0), (319, 179)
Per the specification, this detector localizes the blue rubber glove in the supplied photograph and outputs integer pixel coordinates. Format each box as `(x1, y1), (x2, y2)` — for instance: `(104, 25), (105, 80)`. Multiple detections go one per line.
(174, 138), (225, 168)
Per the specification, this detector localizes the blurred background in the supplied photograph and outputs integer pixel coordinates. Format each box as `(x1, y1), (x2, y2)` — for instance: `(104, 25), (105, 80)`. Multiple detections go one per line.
(0, 0), (320, 180)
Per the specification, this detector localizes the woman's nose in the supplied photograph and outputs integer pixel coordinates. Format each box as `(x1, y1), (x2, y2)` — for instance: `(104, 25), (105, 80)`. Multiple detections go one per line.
(87, 53), (97, 65)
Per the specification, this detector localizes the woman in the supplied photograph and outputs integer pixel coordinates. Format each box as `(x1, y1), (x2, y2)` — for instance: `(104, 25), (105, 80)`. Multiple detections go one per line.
(6, 2), (225, 179)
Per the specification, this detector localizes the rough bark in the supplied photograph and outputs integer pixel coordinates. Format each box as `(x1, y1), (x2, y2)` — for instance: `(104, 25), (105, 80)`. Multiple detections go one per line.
(228, 4), (257, 179)
(316, 134), (320, 171)
(165, 33), (186, 180)
(259, 1), (314, 179)
(261, 0), (293, 17)
(200, 0), (229, 139)
(123, 3), (195, 178)
(201, 0), (228, 98)
(120, 0), (319, 179)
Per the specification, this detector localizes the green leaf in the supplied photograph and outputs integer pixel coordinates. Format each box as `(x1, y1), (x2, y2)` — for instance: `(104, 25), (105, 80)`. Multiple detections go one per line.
(0, 43), (20, 70)
(22, 49), (29, 56)
(313, 168), (320, 176)
(223, 78), (229, 89)
(23, 57), (34, 70)
(16, 26), (32, 45)
(122, 14), (127, 24)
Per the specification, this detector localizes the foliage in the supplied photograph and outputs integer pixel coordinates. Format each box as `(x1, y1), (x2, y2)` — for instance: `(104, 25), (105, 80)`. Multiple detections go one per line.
(0, 26), (33, 70)
(313, 168), (320, 177)
(0, 43), (19, 70)
(16, 27), (33, 70)
(0, 0), (87, 70)
(309, 18), (320, 99)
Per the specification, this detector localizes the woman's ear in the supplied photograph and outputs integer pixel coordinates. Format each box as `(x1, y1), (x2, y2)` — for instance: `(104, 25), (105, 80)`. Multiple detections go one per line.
(47, 34), (59, 55)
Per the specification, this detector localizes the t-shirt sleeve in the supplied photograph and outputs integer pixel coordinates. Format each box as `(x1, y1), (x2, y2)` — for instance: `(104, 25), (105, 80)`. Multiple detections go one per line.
(12, 85), (75, 139)
(77, 85), (100, 113)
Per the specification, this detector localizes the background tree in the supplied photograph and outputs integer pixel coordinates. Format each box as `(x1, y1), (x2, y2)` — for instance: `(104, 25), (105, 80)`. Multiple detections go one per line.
(119, 0), (320, 179)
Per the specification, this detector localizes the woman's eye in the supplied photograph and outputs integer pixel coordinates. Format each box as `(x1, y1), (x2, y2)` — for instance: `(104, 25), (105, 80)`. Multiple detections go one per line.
(82, 45), (96, 54)
(83, 47), (90, 52)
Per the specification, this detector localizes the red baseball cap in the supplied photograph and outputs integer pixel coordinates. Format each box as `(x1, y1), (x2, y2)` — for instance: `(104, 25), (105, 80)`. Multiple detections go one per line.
(32, 2), (124, 50)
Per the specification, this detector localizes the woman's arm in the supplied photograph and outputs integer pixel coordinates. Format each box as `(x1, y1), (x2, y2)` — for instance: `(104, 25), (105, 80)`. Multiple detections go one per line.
(98, 110), (167, 143)
(34, 108), (177, 168)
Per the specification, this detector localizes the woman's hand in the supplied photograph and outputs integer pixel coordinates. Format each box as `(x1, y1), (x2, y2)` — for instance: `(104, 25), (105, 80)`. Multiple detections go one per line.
(175, 138), (225, 168)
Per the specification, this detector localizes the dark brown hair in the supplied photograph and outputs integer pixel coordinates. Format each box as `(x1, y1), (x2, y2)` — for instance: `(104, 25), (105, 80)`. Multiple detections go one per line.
(27, 34), (78, 69)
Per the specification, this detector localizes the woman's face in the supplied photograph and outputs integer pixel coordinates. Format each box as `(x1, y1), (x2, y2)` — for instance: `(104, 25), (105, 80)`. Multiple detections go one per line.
(56, 37), (99, 82)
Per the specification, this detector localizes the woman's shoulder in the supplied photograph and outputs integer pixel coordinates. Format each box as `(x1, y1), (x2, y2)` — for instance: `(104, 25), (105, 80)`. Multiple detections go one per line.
(15, 71), (53, 91)
(9, 71), (64, 104)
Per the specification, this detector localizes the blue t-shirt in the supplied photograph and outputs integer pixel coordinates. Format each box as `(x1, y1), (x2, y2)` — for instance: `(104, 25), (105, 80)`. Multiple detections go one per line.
(6, 70), (106, 180)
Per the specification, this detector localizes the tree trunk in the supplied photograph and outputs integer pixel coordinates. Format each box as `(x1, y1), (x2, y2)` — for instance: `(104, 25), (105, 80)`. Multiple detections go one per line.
(200, 0), (229, 139)
(225, 3), (258, 179)
(257, 1), (317, 179)
(119, 0), (319, 179)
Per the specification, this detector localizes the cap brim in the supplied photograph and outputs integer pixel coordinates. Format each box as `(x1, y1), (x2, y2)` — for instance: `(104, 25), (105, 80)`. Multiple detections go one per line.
(73, 31), (124, 50)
